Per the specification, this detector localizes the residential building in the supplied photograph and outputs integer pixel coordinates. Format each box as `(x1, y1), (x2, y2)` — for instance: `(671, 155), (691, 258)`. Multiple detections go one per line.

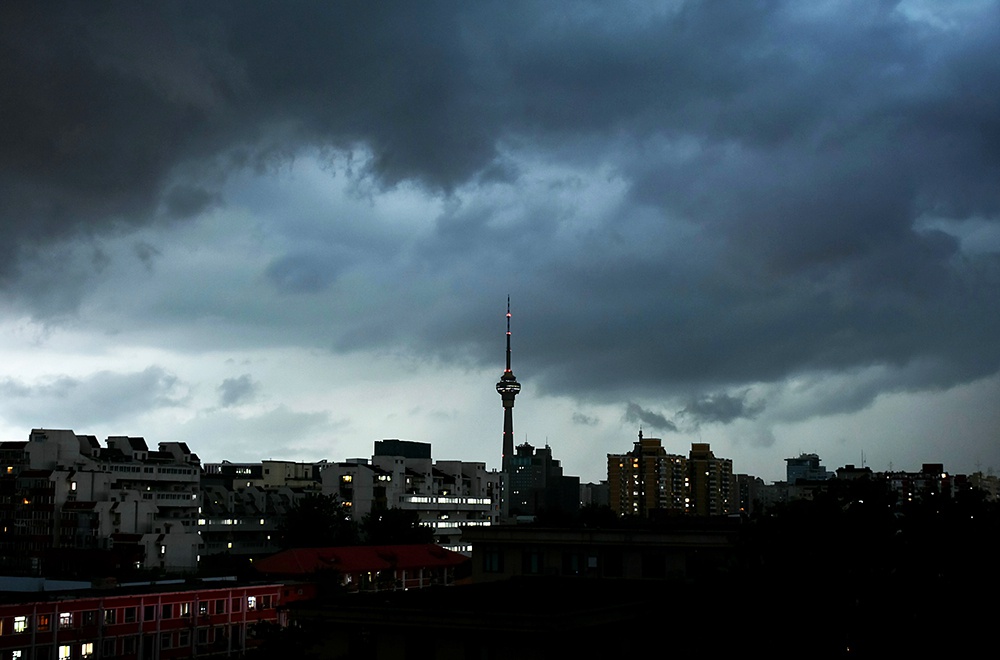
(0, 429), (202, 576)
(321, 440), (499, 553)
(687, 443), (736, 516)
(607, 432), (686, 518)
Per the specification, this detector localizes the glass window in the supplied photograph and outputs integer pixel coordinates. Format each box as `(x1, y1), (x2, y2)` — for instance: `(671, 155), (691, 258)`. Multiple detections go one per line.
(81, 642), (94, 658)
(14, 616), (28, 633)
(246, 596), (256, 611)
(37, 614), (51, 632)
(103, 609), (116, 625)
(144, 605), (156, 621)
(124, 607), (137, 623)
(161, 604), (172, 620)
(58, 646), (71, 660)
(59, 612), (73, 629)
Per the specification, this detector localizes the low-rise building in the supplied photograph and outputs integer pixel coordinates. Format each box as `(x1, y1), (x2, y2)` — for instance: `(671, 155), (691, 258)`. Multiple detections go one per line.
(321, 440), (499, 552)
(0, 578), (316, 659)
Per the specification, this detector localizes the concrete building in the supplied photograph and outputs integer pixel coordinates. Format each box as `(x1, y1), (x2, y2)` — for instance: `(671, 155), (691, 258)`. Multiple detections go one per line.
(321, 440), (499, 553)
(507, 442), (580, 520)
(785, 453), (834, 484)
(687, 443), (736, 516)
(1, 429), (202, 576)
(198, 459), (325, 558)
(607, 432), (687, 518)
(607, 435), (737, 518)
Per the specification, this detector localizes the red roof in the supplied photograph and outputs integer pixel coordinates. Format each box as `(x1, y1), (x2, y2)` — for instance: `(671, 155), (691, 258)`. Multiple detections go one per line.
(255, 544), (467, 576)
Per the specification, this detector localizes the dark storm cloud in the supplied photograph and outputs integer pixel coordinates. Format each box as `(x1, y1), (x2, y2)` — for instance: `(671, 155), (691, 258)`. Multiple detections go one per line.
(2, 1), (999, 421)
(678, 391), (765, 426)
(624, 403), (678, 433)
(217, 374), (258, 408)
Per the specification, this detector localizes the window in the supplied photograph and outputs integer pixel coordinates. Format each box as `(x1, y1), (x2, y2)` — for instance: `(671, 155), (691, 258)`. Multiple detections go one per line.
(246, 596), (256, 611)
(82, 611), (97, 626)
(161, 604), (172, 620)
(103, 609), (116, 625)
(161, 633), (173, 649)
(483, 547), (504, 573)
(13, 616), (28, 633)
(178, 630), (190, 647)
(81, 642), (94, 658)
(59, 612), (73, 629)
(198, 602), (208, 616)
(214, 599), (225, 614)
(144, 605), (156, 621)
(179, 602), (191, 618)
(231, 598), (241, 613)
(37, 614), (51, 632)
(58, 646), (71, 660)
(124, 607), (137, 623)
(261, 595), (273, 610)
(102, 640), (116, 657)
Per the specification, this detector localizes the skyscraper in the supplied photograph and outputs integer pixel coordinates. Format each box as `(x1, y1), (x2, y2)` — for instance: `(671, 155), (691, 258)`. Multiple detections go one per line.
(495, 298), (521, 519)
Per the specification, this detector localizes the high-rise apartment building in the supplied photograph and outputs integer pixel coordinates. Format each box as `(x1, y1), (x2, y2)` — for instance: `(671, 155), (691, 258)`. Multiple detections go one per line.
(687, 443), (736, 517)
(608, 434), (736, 518)
(607, 432), (687, 518)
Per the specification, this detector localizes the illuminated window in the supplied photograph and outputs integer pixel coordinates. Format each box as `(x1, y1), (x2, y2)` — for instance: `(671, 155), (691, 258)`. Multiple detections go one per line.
(81, 642), (94, 658)
(14, 616), (28, 633)
(246, 596), (256, 611)
(59, 612), (73, 629)
(179, 603), (190, 618)
(37, 615), (51, 632)
(59, 645), (71, 659)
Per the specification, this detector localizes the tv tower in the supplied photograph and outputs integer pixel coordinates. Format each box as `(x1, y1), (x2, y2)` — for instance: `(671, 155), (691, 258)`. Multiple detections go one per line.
(496, 297), (521, 516)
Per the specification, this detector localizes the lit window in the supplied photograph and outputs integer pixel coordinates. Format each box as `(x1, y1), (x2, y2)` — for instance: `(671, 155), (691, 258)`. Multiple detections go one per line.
(59, 645), (71, 659)
(14, 616), (27, 633)
(247, 596), (257, 611)
(59, 612), (73, 629)
(81, 642), (94, 658)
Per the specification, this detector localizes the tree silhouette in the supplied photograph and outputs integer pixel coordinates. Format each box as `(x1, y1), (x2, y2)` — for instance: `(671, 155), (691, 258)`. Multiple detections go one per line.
(360, 508), (433, 545)
(277, 494), (358, 548)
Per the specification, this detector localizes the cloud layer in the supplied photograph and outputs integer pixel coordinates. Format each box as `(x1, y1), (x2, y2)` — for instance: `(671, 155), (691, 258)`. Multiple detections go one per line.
(1, 1), (998, 479)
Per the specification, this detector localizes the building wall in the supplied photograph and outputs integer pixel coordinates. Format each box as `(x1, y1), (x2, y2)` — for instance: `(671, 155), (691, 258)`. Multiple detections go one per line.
(0, 581), (316, 659)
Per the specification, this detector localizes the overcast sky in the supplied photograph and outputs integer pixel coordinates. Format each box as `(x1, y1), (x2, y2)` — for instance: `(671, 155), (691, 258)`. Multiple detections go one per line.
(2, 1), (998, 484)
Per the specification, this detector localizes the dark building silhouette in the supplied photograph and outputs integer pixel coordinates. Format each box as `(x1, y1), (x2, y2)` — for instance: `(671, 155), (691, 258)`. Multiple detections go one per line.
(507, 443), (580, 519)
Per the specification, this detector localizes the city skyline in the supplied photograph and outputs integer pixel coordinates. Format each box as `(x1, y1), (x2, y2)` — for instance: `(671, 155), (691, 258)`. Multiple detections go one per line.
(1, 2), (999, 485)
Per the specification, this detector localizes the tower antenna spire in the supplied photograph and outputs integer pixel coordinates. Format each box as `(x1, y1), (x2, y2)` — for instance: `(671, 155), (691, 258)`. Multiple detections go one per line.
(505, 295), (512, 373)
